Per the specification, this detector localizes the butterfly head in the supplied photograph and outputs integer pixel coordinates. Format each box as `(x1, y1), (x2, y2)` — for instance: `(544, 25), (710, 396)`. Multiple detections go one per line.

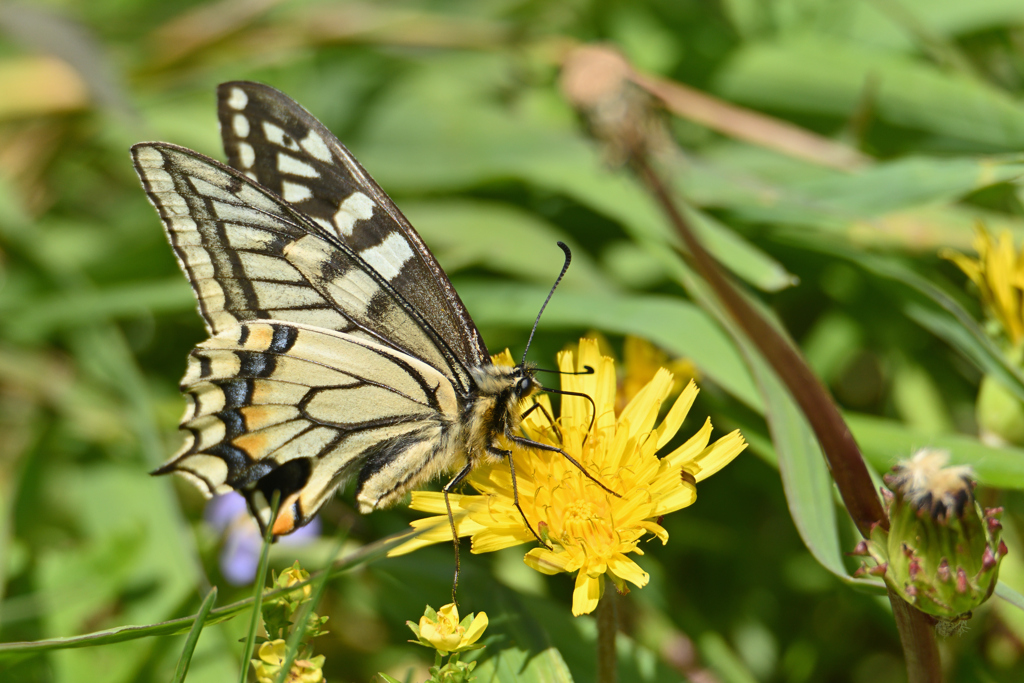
(513, 363), (541, 401)
(470, 362), (540, 403)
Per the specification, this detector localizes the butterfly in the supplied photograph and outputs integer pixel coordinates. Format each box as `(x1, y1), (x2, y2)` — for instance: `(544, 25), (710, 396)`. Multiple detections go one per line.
(132, 82), (609, 557)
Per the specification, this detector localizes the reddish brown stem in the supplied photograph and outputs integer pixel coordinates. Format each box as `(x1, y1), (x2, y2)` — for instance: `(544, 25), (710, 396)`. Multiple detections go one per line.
(632, 155), (941, 682)
(635, 156), (886, 536)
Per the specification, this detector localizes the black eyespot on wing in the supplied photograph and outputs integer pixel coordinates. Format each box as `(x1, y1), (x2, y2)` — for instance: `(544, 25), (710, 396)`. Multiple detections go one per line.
(255, 458), (313, 502)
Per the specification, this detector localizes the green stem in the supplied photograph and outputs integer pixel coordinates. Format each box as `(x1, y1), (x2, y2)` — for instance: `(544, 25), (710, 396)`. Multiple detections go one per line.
(596, 581), (617, 683)
(239, 491), (280, 683)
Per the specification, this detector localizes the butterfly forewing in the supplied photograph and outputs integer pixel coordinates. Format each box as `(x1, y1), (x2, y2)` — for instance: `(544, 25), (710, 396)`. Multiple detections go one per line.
(132, 142), (472, 392)
(217, 81), (489, 370)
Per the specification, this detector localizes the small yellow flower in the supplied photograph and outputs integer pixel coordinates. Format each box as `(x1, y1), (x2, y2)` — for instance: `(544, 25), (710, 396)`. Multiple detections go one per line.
(252, 639), (325, 683)
(392, 338), (746, 616)
(408, 603), (489, 656)
(942, 226), (1024, 346)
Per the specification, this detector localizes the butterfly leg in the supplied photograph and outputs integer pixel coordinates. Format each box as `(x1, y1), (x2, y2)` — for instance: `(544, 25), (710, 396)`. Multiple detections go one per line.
(507, 434), (622, 498)
(520, 401), (562, 445)
(488, 445), (552, 550)
(443, 462), (474, 604)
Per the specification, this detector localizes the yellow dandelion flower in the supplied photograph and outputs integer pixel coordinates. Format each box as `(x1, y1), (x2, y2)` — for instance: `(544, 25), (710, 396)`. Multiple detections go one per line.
(942, 226), (1024, 346)
(392, 338), (746, 616)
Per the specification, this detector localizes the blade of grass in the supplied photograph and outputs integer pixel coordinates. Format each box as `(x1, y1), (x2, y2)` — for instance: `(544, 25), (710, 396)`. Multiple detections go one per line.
(171, 587), (217, 683)
(239, 492), (281, 683)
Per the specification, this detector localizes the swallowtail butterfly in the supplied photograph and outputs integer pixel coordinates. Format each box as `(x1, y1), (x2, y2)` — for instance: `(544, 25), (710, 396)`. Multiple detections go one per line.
(132, 82), (606, 549)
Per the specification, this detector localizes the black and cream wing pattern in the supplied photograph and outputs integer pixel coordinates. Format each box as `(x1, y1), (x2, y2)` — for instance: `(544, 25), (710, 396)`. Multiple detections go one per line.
(132, 82), (493, 535)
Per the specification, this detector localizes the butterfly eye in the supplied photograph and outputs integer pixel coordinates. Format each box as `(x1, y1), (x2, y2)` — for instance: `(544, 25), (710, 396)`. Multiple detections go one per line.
(517, 377), (533, 395)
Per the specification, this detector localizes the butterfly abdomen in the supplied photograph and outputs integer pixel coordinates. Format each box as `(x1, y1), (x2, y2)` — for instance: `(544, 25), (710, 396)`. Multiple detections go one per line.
(354, 423), (453, 513)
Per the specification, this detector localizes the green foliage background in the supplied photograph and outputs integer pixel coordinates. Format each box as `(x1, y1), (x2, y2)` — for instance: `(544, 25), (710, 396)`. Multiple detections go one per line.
(2, 1), (1024, 681)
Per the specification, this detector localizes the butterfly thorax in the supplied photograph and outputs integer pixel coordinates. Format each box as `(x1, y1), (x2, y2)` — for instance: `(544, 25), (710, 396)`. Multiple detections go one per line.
(465, 363), (541, 466)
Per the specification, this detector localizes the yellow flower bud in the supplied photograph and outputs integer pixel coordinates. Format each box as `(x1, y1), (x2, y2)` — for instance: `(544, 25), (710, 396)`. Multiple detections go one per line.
(408, 603), (488, 656)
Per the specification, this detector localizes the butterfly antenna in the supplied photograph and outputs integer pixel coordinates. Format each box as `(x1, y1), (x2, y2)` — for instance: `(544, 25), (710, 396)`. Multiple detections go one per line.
(521, 241), (572, 367)
(533, 365), (595, 376)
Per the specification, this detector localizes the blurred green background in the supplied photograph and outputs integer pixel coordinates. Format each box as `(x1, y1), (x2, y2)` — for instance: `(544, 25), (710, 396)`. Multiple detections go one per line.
(3, 0), (1024, 681)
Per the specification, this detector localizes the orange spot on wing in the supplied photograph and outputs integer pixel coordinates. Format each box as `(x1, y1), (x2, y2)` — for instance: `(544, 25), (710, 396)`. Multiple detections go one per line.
(241, 405), (290, 431)
(272, 498), (299, 535)
(251, 379), (273, 404)
(234, 431), (274, 458)
(246, 324), (275, 350)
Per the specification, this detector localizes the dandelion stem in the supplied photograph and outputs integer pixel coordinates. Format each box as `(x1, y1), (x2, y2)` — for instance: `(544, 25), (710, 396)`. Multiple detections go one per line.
(596, 581), (617, 683)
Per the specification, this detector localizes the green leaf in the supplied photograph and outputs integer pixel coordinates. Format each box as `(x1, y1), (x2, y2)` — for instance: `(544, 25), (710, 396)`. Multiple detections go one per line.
(402, 199), (610, 292)
(842, 252), (1024, 404)
(678, 272), (882, 590)
(523, 160), (797, 294)
(1, 278), (193, 340)
(716, 38), (1024, 149)
(699, 632), (759, 683)
(357, 60), (794, 294)
(456, 281), (761, 410)
(472, 647), (575, 683)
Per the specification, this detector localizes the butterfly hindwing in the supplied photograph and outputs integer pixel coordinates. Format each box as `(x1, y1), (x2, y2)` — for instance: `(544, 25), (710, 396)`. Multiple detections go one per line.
(159, 320), (463, 533)
(216, 81), (489, 370)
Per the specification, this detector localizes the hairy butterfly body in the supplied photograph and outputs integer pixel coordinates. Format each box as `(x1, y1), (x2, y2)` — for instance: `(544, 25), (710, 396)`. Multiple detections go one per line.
(133, 82), (548, 538)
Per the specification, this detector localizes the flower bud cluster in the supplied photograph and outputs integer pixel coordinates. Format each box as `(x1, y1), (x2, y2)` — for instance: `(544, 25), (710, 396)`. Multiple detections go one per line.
(853, 450), (1007, 627)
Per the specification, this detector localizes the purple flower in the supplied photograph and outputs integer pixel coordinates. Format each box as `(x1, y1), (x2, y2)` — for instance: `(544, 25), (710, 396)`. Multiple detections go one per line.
(206, 492), (321, 585)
